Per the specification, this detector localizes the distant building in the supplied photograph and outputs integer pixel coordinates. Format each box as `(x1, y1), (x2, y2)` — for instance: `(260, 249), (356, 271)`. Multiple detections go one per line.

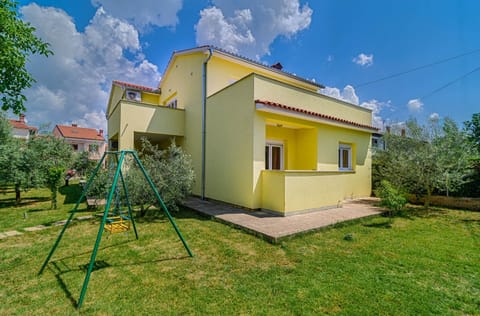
(53, 124), (106, 160)
(9, 114), (37, 140)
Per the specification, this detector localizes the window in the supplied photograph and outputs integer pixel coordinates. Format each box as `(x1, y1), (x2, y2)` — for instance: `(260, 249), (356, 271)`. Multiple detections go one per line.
(265, 142), (284, 170)
(338, 144), (352, 170)
(72, 144), (78, 151)
(89, 144), (99, 153)
(166, 99), (177, 109)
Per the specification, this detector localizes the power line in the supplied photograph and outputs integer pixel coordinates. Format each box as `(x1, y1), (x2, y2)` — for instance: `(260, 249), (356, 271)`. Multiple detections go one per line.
(356, 48), (480, 88)
(420, 65), (480, 100)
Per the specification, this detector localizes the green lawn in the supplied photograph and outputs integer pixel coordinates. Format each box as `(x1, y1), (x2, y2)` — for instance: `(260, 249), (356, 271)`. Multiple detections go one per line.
(0, 186), (479, 315)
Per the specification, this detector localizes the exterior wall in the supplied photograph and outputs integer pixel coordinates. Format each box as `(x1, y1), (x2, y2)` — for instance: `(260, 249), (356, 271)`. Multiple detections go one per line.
(107, 85), (126, 117)
(141, 92), (160, 105)
(253, 75), (372, 126)
(12, 128), (31, 140)
(159, 53), (205, 194)
(205, 75), (256, 207)
(252, 74), (373, 214)
(262, 170), (370, 214)
(114, 101), (185, 150)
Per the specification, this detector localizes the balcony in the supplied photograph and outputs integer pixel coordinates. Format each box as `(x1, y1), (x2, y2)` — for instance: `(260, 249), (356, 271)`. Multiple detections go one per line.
(261, 170), (361, 215)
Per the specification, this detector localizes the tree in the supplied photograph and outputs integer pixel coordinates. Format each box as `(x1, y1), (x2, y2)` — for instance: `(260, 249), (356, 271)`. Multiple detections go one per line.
(1, 0), (52, 114)
(27, 135), (73, 209)
(374, 118), (474, 208)
(0, 112), (32, 204)
(376, 180), (407, 218)
(463, 113), (480, 197)
(125, 138), (195, 216)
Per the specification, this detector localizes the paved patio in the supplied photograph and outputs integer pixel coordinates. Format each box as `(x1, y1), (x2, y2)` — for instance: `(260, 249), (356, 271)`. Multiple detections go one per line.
(183, 197), (384, 243)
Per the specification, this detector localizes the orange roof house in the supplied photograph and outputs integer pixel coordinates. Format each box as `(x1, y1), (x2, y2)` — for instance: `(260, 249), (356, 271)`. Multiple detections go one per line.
(9, 114), (37, 140)
(53, 124), (106, 160)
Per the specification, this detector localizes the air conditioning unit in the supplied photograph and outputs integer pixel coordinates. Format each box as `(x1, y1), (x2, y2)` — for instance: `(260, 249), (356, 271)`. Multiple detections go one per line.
(125, 90), (141, 101)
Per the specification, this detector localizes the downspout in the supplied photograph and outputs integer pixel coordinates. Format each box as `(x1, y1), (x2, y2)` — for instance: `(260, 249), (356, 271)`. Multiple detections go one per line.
(201, 47), (213, 200)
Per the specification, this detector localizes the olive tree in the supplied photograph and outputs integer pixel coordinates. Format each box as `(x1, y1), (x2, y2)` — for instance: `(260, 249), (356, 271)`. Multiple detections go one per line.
(374, 118), (475, 208)
(125, 138), (195, 216)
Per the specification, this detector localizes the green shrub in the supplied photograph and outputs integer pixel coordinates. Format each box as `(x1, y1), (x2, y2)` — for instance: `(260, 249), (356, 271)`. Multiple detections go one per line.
(126, 138), (195, 216)
(376, 180), (407, 217)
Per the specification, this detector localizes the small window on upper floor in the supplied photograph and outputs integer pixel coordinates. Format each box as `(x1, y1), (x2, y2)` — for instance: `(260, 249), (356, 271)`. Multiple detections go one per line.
(166, 99), (177, 109)
(72, 144), (79, 151)
(338, 144), (352, 171)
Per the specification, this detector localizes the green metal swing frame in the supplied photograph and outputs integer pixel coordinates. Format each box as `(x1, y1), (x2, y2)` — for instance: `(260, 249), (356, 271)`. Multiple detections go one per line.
(38, 150), (193, 309)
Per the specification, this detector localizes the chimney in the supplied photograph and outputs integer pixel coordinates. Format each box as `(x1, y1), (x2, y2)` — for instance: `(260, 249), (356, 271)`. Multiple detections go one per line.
(19, 114), (25, 123)
(386, 126), (391, 134)
(98, 129), (104, 136)
(72, 123), (77, 127)
(401, 128), (406, 137)
(271, 62), (283, 70)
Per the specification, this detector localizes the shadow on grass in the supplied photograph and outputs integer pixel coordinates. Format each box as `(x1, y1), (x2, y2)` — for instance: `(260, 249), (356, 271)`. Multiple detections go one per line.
(363, 220), (393, 229)
(58, 184), (83, 205)
(0, 196), (51, 209)
(47, 251), (191, 309)
(133, 207), (209, 223)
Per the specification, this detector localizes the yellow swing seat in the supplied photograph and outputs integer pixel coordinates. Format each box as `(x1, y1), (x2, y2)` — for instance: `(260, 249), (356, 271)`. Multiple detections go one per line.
(104, 216), (130, 233)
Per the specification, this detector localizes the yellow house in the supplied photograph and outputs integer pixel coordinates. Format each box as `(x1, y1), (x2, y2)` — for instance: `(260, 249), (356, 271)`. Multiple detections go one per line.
(106, 46), (378, 216)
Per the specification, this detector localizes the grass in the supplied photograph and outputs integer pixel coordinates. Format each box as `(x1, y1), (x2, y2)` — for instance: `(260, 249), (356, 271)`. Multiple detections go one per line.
(0, 186), (479, 315)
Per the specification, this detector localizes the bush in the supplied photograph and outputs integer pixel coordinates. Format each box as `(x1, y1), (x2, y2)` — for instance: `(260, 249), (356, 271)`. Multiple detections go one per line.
(126, 138), (195, 216)
(376, 180), (407, 217)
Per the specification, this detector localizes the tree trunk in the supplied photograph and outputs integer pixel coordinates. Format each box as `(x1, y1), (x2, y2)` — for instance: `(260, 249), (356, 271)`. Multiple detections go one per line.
(424, 186), (432, 212)
(15, 183), (21, 206)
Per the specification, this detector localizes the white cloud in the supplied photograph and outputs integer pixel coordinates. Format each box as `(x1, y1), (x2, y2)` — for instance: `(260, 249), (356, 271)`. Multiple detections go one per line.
(195, 0), (312, 59)
(91, 0), (182, 31)
(321, 85), (389, 129)
(407, 98), (423, 112)
(359, 99), (390, 129)
(320, 85), (359, 105)
(429, 112), (440, 121)
(195, 7), (255, 55)
(353, 53), (373, 67)
(20, 4), (161, 133)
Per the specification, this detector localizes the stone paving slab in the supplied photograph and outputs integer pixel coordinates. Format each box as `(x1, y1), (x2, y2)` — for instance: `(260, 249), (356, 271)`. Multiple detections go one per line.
(0, 230), (23, 239)
(184, 197), (384, 243)
(24, 225), (49, 232)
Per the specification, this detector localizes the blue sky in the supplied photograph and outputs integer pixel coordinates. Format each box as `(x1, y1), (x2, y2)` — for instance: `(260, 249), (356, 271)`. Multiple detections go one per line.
(15, 0), (480, 132)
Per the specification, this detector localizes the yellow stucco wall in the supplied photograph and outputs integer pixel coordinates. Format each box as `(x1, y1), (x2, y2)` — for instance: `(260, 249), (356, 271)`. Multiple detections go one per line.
(262, 170), (370, 214)
(115, 101), (184, 150)
(253, 74), (372, 126)
(205, 74), (256, 207)
(141, 92), (160, 105)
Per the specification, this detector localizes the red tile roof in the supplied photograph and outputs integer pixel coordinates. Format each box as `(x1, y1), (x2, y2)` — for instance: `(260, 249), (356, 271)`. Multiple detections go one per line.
(255, 100), (378, 131)
(9, 119), (37, 131)
(112, 80), (159, 93)
(55, 125), (105, 141)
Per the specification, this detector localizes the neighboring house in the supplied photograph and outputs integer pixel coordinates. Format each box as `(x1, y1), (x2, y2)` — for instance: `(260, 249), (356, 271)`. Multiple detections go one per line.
(372, 132), (386, 150)
(53, 124), (106, 161)
(9, 114), (37, 140)
(106, 46), (378, 215)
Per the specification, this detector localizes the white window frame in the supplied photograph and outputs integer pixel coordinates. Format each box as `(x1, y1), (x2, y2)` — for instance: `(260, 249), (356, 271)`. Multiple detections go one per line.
(338, 144), (352, 171)
(265, 141), (284, 170)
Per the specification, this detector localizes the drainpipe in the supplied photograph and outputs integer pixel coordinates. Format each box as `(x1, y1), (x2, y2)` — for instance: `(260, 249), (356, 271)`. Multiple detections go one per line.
(201, 47), (213, 200)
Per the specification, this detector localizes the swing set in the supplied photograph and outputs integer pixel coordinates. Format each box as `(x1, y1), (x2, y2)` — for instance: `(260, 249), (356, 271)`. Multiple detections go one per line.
(38, 150), (193, 309)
